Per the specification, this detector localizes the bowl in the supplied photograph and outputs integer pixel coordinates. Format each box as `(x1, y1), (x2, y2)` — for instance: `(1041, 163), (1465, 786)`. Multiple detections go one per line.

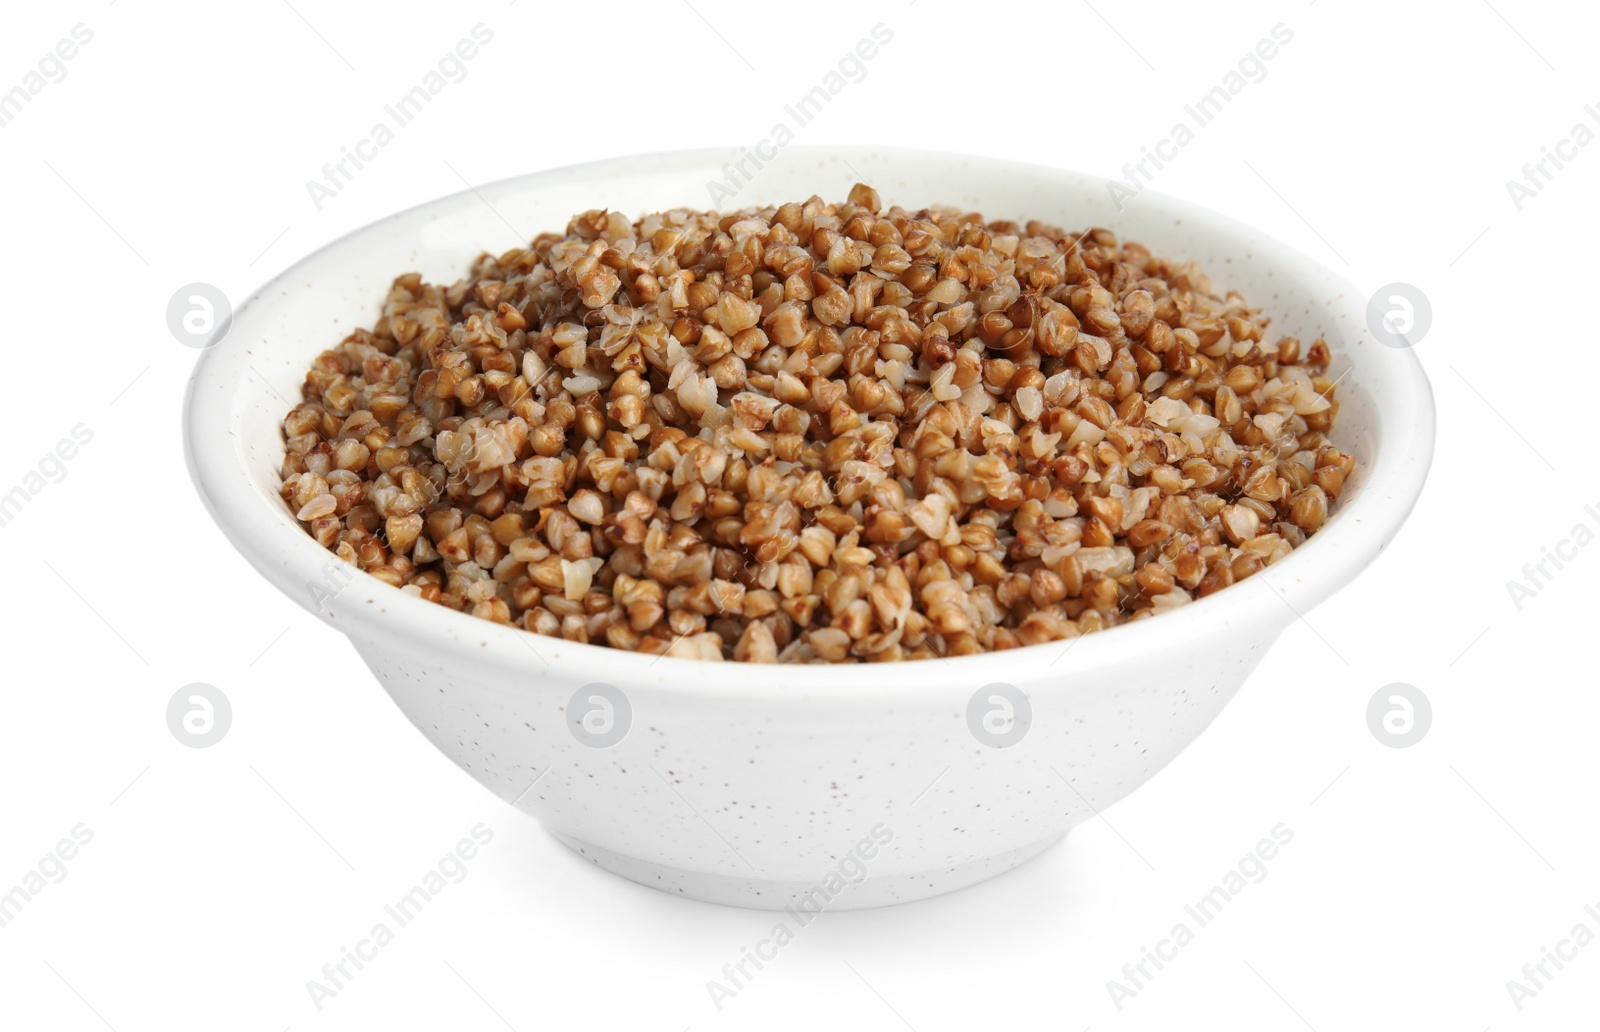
(184, 146), (1435, 909)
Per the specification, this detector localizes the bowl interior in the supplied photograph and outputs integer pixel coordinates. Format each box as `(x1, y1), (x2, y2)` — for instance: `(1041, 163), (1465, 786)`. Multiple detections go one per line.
(187, 146), (1432, 691)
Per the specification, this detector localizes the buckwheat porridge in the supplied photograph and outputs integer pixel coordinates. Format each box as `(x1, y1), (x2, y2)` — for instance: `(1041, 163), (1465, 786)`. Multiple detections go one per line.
(279, 184), (1351, 663)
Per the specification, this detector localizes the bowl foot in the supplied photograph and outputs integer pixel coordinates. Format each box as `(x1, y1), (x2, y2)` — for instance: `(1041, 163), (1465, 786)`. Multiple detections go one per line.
(546, 830), (1068, 910)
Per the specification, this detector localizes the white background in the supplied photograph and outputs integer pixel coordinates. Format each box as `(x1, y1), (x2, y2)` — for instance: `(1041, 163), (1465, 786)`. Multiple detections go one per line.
(2, 0), (1595, 1029)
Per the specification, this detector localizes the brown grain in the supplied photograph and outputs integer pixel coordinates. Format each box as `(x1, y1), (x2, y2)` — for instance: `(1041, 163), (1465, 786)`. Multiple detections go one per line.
(279, 186), (1351, 662)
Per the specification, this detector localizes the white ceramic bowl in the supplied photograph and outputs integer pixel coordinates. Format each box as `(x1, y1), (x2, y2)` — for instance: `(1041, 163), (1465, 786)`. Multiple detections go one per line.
(185, 147), (1434, 909)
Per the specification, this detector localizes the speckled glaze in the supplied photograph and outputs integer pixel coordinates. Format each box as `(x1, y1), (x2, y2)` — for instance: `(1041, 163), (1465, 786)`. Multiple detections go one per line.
(185, 148), (1435, 909)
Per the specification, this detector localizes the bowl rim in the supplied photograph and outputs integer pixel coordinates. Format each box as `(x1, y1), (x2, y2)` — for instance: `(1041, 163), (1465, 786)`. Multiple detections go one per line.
(184, 144), (1436, 697)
